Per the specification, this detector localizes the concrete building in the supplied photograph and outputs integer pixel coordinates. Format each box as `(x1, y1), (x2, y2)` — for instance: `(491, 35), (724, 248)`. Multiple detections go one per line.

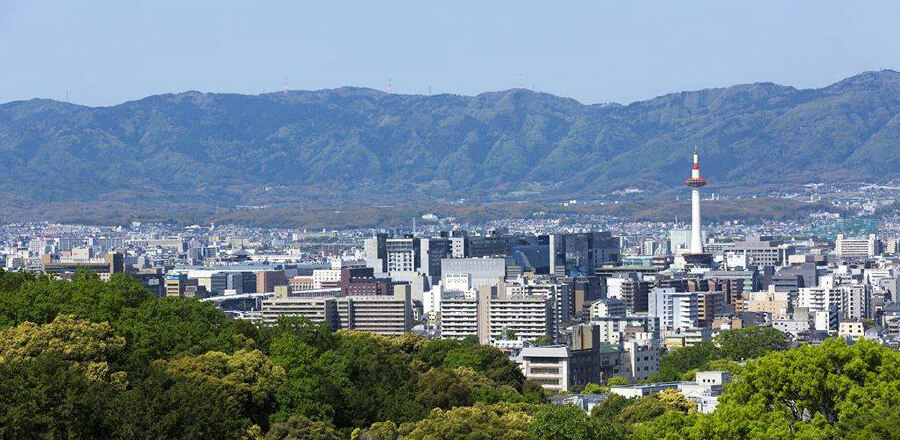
(441, 257), (506, 288)
(838, 321), (865, 340)
(489, 296), (554, 342)
(289, 275), (316, 292)
(437, 289), (553, 343)
(260, 297), (339, 327)
(697, 291), (725, 327)
(386, 238), (417, 273)
(518, 343), (625, 392)
(724, 237), (793, 267)
(312, 269), (342, 289)
(439, 297), (482, 340)
(165, 273), (187, 297)
(339, 266), (390, 297)
(40, 252), (124, 275)
(261, 289), (412, 336)
(743, 290), (791, 318)
(649, 288), (699, 332)
(255, 270), (287, 293)
(590, 298), (627, 319)
(337, 288), (412, 335)
(835, 234), (880, 258)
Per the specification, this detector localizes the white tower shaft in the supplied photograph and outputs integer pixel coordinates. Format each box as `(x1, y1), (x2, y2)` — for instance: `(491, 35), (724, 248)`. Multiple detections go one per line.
(689, 150), (703, 254)
(691, 188), (702, 253)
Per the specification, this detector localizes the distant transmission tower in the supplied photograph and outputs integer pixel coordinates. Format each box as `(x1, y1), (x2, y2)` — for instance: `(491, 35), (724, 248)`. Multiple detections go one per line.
(387, 77), (392, 94)
(283, 76), (288, 95)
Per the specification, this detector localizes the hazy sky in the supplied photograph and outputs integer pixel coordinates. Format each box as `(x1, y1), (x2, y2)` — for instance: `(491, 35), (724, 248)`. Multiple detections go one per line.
(2, 0), (899, 106)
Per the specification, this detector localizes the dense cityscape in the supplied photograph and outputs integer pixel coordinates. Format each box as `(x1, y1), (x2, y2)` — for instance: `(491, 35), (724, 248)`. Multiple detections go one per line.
(6, 2), (900, 439)
(1, 148), (899, 438)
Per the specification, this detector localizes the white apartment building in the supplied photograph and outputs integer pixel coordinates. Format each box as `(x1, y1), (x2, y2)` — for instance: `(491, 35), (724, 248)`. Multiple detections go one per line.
(835, 234), (880, 258)
(622, 338), (660, 381)
(437, 292), (553, 343)
(489, 297), (553, 342)
(439, 298), (480, 339)
(648, 288), (698, 331)
(590, 298), (627, 319)
(840, 284), (871, 321)
(386, 238), (416, 273)
(312, 269), (341, 289)
(260, 297), (338, 326)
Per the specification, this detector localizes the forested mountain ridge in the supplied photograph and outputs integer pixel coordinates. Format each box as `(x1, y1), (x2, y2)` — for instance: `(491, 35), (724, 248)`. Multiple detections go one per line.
(2, 70), (900, 213)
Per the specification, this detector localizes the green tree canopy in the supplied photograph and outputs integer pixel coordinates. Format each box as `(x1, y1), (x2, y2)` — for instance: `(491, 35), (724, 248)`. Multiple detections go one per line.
(690, 339), (900, 439)
(265, 416), (342, 440)
(416, 367), (474, 410)
(112, 297), (254, 374)
(713, 326), (789, 362)
(0, 314), (126, 385)
(529, 404), (623, 440)
(156, 348), (285, 427)
(398, 403), (534, 440)
(606, 376), (629, 386)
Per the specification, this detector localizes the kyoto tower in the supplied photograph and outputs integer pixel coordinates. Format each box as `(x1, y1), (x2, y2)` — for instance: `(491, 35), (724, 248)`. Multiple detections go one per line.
(682, 146), (711, 265)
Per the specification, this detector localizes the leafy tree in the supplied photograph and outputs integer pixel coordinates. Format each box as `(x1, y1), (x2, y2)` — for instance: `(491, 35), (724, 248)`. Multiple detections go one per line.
(110, 366), (254, 440)
(615, 390), (695, 427)
(156, 349), (285, 427)
(591, 394), (636, 421)
(453, 366), (529, 404)
(265, 416), (342, 440)
(112, 297), (253, 374)
(441, 344), (525, 390)
(713, 326), (789, 361)
(691, 339), (900, 439)
(533, 336), (551, 346)
(0, 355), (121, 439)
(0, 271), (152, 328)
(521, 379), (548, 404)
(388, 333), (428, 356)
(269, 331), (337, 423)
(605, 376), (629, 386)
(351, 421), (399, 440)
(0, 314), (127, 385)
(630, 411), (698, 440)
(529, 404), (623, 440)
(654, 389), (696, 414)
(581, 383), (608, 395)
(654, 342), (719, 382)
(416, 367), (474, 410)
(397, 403), (534, 440)
(273, 330), (422, 429)
(414, 339), (465, 368)
(258, 317), (338, 354)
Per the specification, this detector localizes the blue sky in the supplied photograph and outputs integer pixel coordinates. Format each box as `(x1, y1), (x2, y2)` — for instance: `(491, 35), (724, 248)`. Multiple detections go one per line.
(1, 0), (898, 106)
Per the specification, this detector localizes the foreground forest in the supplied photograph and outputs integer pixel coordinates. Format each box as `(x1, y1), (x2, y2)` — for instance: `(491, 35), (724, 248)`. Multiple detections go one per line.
(0, 270), (898, 439)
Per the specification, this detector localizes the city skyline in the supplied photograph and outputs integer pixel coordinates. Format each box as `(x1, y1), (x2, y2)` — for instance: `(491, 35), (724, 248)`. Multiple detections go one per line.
(3, 3), (900, 438)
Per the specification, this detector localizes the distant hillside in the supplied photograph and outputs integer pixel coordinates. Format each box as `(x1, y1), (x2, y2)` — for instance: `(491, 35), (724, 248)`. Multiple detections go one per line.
(1, 70), (899, 223)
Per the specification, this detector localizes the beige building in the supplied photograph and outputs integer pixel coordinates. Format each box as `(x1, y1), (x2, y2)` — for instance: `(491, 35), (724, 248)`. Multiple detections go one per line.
(744, 290), (791, 318)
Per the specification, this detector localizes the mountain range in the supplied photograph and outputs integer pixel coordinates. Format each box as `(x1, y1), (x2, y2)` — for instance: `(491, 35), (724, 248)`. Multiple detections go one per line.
(2, 70), (900, 224)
